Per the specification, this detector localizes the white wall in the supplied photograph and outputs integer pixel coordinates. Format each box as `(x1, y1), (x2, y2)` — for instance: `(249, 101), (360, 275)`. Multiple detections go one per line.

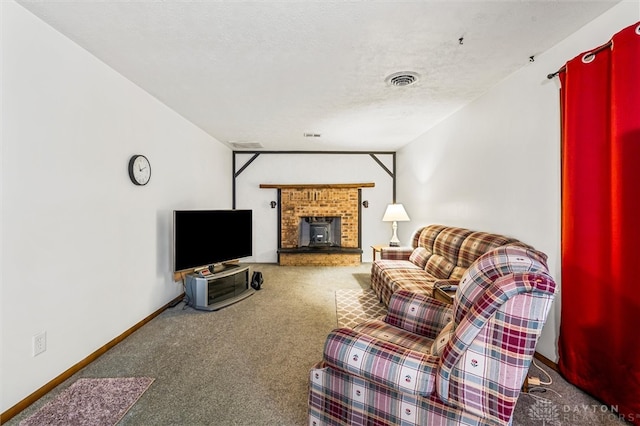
(234, 153), (396, 262)
(1, 2), (231, 411)
(396, 1), (640, 362)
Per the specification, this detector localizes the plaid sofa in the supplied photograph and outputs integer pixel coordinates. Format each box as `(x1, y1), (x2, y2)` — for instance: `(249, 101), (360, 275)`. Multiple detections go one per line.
(371, 224), (529, 306)
(309, 245), (556, 425)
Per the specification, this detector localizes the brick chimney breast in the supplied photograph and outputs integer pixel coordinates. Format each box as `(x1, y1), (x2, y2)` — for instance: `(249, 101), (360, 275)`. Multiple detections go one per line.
(259, 183), (374, 266)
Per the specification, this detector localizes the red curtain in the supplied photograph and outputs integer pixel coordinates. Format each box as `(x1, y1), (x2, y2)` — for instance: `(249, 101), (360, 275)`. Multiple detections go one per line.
(559, 21), (640, 424)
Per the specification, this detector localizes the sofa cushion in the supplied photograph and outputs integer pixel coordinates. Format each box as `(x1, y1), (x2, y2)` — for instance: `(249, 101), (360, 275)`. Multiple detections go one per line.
(449, 265), (467, 280)
(392, 278), (440, 298)
(456, 231), (521, 268)
(425, 255), (456, 279)
(371, 260), (422, 305)
(374, 267), (437, 305)
(421, 227), (474, 279)
(373, 259), (421, 273)
(416, 224), (447, 251)
(354, 319), (434, 353)
(430, 321), (454, 356)
(409, 247), (430, 268)
(322, 327), (439, 396)
(433, 227), (474, 264)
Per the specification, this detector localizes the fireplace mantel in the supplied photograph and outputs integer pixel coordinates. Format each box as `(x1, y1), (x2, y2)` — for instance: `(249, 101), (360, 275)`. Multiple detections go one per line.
(260, 183), (374, 189)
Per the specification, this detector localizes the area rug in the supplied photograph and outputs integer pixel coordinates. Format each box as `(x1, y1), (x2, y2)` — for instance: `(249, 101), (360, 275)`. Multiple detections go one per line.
(20, 377), (154, 426)
(335, 289), (387, 328)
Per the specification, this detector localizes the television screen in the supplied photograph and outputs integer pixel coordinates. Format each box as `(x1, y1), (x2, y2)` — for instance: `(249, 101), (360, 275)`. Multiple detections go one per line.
(173, 209), (252, 272)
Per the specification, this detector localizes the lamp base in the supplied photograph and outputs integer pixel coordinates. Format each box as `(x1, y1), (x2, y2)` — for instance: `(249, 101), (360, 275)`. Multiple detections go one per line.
(389, 221), (401, 247)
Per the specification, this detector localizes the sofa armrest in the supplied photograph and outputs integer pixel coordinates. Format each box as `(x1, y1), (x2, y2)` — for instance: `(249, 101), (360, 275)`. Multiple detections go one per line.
(380, 246), (413, 261)
(384, 290), (453, 339)
(323, 327), (438, 396)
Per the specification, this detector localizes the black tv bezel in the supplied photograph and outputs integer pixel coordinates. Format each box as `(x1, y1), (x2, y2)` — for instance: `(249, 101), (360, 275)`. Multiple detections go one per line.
(173, 209), (252, 273)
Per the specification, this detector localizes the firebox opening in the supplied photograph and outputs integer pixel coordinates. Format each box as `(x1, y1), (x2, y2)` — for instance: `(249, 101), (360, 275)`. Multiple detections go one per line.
(299, 216), (341, 248)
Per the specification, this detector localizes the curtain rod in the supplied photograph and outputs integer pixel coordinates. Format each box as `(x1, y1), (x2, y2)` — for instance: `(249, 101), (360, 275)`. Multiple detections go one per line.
(547, 41), (613, 79)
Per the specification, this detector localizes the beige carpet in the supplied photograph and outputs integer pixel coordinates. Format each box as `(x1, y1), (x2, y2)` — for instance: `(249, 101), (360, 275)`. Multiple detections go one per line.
(6, 264), (627, 426)
(335, 288), (387, 328)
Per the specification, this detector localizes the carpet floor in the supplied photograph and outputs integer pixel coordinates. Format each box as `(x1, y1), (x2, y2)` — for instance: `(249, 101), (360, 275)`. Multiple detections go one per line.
(6, 264), (629, 425)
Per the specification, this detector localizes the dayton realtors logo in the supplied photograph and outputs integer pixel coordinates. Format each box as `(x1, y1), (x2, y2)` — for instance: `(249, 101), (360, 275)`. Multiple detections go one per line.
(528, 399), (560, 425)
(528, 400), (636, 424)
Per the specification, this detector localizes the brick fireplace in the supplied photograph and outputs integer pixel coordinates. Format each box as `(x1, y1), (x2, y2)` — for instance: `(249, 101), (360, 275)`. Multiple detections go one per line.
(260, 183), (374, 265)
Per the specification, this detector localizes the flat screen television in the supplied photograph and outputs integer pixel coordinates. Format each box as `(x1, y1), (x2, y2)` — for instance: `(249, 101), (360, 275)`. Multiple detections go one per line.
(173, 209), (252, 272)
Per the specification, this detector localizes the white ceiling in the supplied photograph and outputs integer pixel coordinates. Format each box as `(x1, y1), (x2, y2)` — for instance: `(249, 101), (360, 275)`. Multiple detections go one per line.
(17, 0), (620, 152)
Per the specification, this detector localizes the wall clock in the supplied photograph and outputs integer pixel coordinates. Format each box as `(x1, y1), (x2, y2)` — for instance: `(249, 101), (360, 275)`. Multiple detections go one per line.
(128, 154), (151, 186)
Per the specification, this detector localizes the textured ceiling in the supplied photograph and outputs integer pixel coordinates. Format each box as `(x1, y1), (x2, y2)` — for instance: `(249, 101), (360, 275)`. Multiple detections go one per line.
(17, 1), (620, 151)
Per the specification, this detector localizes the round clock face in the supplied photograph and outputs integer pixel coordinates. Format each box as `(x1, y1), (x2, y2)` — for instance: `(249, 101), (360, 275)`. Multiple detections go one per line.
(128, 155), (151, 186)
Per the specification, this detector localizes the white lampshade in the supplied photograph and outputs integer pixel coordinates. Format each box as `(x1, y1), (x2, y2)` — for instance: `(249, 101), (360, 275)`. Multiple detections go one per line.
(382, 203), (410, 222)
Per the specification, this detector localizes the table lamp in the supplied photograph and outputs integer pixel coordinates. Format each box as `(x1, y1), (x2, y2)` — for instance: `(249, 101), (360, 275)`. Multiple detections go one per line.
(382, 203), (410, 247)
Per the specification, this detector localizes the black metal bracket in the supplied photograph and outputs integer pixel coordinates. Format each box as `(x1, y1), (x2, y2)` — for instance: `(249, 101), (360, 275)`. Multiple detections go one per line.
(232, 150), (397, 208)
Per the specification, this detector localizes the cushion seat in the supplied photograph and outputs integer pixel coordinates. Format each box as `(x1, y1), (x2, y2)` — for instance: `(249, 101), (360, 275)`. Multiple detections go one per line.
(372, 266), (435, 305)
(371, 259), (422, 273)
(380, 268), (437, 294)
(354, 319), (435, 353)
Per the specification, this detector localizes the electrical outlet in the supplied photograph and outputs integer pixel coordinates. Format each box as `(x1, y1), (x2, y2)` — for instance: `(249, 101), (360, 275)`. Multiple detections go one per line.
(33, 331), (46, 357)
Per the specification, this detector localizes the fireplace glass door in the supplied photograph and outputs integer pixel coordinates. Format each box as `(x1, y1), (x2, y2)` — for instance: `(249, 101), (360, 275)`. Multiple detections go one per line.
(299, 216), (341, 248)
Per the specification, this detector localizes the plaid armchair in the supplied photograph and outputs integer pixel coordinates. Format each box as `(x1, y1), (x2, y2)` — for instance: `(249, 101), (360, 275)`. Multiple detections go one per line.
(309, 245), (556, 425)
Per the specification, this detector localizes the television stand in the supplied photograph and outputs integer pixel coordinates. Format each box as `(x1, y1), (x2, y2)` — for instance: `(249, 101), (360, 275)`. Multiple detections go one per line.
(185, 264), (254, 311)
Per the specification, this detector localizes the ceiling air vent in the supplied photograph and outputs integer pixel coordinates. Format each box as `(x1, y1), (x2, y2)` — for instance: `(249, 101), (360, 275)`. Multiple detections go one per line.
(230, 142), (263, 149)
(385, 71), (420, 87)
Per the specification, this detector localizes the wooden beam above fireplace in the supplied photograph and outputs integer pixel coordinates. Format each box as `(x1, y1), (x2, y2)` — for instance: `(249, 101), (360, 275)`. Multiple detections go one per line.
(259, 183), (374, 189)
